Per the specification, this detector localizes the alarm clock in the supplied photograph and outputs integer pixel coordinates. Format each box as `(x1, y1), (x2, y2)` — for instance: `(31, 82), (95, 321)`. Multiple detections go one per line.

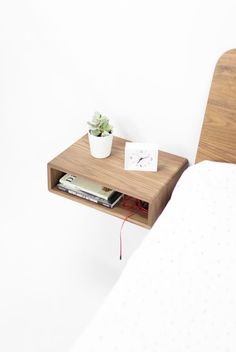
(124, 142), (158, 171)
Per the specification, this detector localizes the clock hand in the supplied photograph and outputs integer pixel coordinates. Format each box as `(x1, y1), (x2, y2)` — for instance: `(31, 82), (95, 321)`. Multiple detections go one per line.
(141, 155), (150, 160)
(136, 155), (150, 165)
(136, 157), (143, 165)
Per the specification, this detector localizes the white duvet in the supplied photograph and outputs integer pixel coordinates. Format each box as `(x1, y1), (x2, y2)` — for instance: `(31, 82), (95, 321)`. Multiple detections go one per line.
(70, 161), (236, 352)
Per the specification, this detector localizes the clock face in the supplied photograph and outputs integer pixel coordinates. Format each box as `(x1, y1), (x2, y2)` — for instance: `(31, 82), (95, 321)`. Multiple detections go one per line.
(125, 143), (158, 171)
(128, 150), (154, 168)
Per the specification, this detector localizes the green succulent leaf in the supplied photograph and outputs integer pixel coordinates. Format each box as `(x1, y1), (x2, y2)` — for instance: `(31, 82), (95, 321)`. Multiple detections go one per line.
(87, 121), (97, 128)
(90, 128), (101, 136)
(101, 131), (110, 137)
(88, 111), (112, 136)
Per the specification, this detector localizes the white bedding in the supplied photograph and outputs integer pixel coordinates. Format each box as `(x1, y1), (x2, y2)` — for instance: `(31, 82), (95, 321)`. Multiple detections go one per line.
(70, 161), (236, 352)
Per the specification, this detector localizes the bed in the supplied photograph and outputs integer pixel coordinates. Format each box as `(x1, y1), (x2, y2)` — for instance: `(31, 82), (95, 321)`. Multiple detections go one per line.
(69, 49), (236, 352)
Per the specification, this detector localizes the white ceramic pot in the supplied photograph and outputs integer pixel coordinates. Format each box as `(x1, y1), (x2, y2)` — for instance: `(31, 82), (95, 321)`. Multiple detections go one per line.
(88, 132), (113, 158)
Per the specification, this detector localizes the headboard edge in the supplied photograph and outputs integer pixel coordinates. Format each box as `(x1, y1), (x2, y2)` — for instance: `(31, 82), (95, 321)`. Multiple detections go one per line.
(195, 49), (236, 164)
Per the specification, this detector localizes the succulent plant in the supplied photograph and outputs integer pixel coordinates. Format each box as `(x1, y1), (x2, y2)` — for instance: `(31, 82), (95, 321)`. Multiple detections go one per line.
(87, 112), (113, 137)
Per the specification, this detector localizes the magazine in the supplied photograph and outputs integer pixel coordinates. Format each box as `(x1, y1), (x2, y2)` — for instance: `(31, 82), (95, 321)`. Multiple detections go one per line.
(59, 174), (115, 200)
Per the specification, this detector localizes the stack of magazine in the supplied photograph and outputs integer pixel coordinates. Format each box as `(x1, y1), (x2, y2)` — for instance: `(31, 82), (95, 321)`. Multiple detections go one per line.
(57, 174), (123, 208)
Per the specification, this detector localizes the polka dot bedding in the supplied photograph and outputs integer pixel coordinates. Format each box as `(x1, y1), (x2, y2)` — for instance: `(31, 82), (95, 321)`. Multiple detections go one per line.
(70, 161), (236, 352)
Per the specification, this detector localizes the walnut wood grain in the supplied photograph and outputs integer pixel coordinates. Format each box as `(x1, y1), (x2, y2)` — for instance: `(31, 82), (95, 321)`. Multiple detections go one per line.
(196, 49), (236, 163)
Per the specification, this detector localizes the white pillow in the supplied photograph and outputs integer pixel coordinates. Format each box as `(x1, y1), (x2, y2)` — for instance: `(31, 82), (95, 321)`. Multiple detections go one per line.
(172, 160), (236, 201)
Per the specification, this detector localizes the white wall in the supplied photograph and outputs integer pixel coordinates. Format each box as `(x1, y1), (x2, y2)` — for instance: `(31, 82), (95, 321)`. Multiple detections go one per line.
(1, 1), (236, 352)
(1, 0), (236, 163)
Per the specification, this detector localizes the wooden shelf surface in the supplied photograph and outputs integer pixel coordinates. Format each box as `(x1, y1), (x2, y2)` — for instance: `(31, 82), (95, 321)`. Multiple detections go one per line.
(48, 134), (188, 228)
(49, 134), (188, 202)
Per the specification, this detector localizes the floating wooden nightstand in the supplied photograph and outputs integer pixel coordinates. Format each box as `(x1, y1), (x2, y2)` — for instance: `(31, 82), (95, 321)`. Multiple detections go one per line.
(47, 135), (188, 229)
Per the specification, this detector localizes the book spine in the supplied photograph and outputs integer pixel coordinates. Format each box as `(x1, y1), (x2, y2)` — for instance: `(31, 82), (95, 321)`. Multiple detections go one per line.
(68, 190), (112, 207)
(68, 189), (97, 203)
(58, 184), (98, 201)
(57, 184), (121, 208)
(57, 184), (113, 208)
(110, 194), (123, 208)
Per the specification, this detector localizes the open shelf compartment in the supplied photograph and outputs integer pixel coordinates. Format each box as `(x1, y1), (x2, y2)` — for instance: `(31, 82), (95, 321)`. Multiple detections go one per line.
(48, 167), (150, 228)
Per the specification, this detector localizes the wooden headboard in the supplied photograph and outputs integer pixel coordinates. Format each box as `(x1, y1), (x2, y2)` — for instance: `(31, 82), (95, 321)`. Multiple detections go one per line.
(196, 49), (236, 163)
